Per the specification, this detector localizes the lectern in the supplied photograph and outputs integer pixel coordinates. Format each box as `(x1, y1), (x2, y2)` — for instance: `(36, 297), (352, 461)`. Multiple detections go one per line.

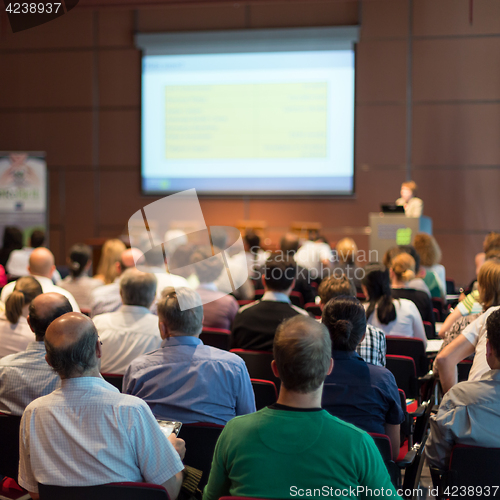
(369, 213), (432, 263)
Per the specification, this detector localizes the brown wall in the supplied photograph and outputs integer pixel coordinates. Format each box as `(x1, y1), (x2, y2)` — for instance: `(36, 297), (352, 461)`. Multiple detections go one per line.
(1, 0), (499, 286)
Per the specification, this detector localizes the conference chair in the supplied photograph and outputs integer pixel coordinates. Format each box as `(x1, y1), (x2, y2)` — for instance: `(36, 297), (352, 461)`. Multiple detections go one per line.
(289, 291), (304, 307)
(304, 302), (322, 318)
(0, 413), (22, 482)
(178, 423), (224, 489)
(430, 446), (500, 500)
(251, 379), (278, 410)
(38, 482), (169, 500)
(199, 327), (231, 351)
(101, 373), (124, 392)
(423, 320), (437, 339)
(386, 355), (419, 401)
(431, 297), (448, 321)
(0, 477), (29, 500)
(230, 349), (280, 390)
(385, 336), (430, 377)
(457, 359), (473, 383)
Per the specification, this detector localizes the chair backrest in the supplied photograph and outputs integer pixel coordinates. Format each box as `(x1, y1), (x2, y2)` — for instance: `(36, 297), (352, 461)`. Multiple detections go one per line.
(251, 379), (278, 410)
(101, 373), (124, 392)
(254, 289), (265, 300)
(369, 433), (400, 488)
(289, 291), (304, 307)
(304, 302), (322, 318)
(385, 354), (418, 400)
(230, 349), (280, 389)
(38, 482), (169, 500)
(431, 297), (446, 321)
(385, 336), (429, 377)
(200, 328), (231, 351)
(457, 360), (473, 382)
(0, 413), (22, 481)
(178, 423), (224, 489)
(423, 321), (436, 340)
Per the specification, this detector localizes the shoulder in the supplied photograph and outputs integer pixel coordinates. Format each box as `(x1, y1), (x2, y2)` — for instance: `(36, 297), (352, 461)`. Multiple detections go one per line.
(366, 324), (385, 339)
(200, 345), (248, 368)
(236, 300), (261, 314)
(290, 304), (309, 316)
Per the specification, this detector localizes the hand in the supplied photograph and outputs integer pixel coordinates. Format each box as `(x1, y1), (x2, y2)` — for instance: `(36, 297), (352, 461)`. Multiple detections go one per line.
(168, 433), (186, 460)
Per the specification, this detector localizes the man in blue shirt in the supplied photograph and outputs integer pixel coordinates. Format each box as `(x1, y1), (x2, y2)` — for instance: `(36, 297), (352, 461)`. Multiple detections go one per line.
(123, 287), (255, 425)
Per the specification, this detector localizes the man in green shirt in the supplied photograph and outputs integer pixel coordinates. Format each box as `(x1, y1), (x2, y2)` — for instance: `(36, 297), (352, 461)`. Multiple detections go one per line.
(204, 315), (400, 499)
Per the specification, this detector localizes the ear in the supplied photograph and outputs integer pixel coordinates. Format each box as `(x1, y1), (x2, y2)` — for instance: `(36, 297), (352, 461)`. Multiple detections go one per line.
(96, 338), (102, 359)
(326, 358), (333, 376)
(271, 359), (279, 378)
(319, 302), (324, 311)
(27, 315), (35, 333)
(50, 264), (56, 275)
(45, 353), (52, 367)
(159, 319), (169, 340)
(115, 261), (122, 275)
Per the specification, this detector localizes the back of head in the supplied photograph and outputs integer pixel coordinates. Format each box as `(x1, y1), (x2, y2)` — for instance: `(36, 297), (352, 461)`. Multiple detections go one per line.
(28, 247), (55, 278)
(5, 276), (43, 324)
(478, 258), (500, 309)
(244, 229), (260, 252)
(335, 238), (358, 265)
(413, 233), (442, 267)
(28, 293), (73, 341)
(263, 253), (296, 292)
(318, 275), (356, 305)
(484, 232), (500, 254)
(120, 268), (157, 308)
(30, 229), (45, 248)
(486, 308), (500, 360)
(362, 263), (396, 325)
(398, 245), (421, 273)
(157, 287), (203, 336)
(168, 244), (196, 277)
(210, 227), (228, 250)
(44, 312), (99, 379)
(280, 233), (299, 257)
(322, 296), (367, 351)
(273, 315), (331, 393)
(68, 243), (91, 278)
(2, 226), (23, 251)
(391, 253), (416, 283)
(191, 245), (223, 284)
(96, 238), (127, 284)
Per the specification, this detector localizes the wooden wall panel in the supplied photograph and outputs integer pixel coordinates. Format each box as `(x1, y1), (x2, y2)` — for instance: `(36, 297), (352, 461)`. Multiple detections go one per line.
(359, 0), (409, 39)
(97, 9), (135, 47)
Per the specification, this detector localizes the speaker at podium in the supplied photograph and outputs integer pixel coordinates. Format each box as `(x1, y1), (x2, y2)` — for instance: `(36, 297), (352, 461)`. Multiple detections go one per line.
(369, 211), (432, 262)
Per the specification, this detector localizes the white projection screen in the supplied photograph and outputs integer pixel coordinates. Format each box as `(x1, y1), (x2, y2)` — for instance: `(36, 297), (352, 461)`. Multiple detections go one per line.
(136, 26), (358, 196)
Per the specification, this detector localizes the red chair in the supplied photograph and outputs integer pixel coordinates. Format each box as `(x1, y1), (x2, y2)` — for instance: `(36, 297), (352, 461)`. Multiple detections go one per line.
(253, 289), (265, 300)
(230, 349), (280, 390)
(251, 379), (278, 410)
(200, 328), (231, 350)
(0, 477), (28, 500)
(0, 413), (22, 482)
(289, 291), (304, 307)
(385, 336), (430, 377)
(101, 373), (124, 392)
(423, 320), (437, 339)
(304, 302), (322, 318)
(237, 299), (254, 307)
(38, 482), (169, 499)
(386, 354), (419, 400)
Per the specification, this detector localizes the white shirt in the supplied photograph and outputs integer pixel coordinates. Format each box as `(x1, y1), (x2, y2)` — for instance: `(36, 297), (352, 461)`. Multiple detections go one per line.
(0, 314), (34, 358)
(461, 306), (499, 381)
(366, 298), (427, 343)
(90, 278), (121, 317)
(18, 377), (184, 493)
(6, 248), (61, 283)
(0, 275), (80, 313)
(94, 305), (162, 375)
(294, 241), (332, 279)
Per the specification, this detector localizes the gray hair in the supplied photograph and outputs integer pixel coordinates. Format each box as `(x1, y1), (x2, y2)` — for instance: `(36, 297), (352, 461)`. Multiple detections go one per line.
(157, 287), (203, 336)
(120, 269), (157, 308)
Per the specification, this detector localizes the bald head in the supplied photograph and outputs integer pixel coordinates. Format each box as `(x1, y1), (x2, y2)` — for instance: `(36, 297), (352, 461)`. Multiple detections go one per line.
(273, 316), (331, 393)
(280, 233), (300, 256)
(29, 247), (55, 278)
(28, 293), (73, 341)
(45, 312), (100, 379)
(120, 247), (143, 273)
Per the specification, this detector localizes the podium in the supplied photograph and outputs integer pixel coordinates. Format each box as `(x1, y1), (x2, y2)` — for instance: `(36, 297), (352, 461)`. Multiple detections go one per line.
(369, 213), (432, 263)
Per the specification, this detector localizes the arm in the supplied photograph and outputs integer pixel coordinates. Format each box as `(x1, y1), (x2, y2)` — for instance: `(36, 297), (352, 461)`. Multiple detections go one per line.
(438, 307), (463, 338)
(411, 308), (428, 348)
(203, 429), (232, 500)
(235, 364), (257, 416)
(384, 423), (401, 461)
(425, 405), (456, 469)
(161, 471), (184, 500)
(434, 334), (475, 394)
(28, 493), (39, 500)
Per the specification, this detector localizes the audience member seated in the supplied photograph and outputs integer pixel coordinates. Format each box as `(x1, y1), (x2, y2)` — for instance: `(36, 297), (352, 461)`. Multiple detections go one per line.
(396, 180), (423, 217)
(18, 312), (186, 500)
(0, 276), (42, 358)
(390, 253), (435, 327)
(168, 243), (199, 289)
(0, 293), (72, 414)
(94, 269), (161, 375)
(124, 287), (255, 425)
(318, 275), (386, 367)
(90, 247), (141, 317)
(191, 245), (239, 330)
(434, 258), (500, 393)
(321, 296), (404, 459)
(93, 238), (126, 284)
(333, 237), (363, 292)
(1, 247), (80, 312)
(363, 263), (427, 348)
(426, 308), (500, 469)
(231, 254), (309, 351)
(0, 225), (22, 268)
(59, 243), (103, 311)
(413, 233), (446, 300)
(383, 245), (431, 297)
(203, 315), (399, 500)
(294, 235), (333, 281)
(244, 229), (270, 273)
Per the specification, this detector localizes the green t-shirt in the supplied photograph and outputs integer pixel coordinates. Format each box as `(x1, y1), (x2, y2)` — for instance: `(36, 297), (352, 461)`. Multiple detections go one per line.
(423, 271), (443, 299)
(204, 407), (400, 500)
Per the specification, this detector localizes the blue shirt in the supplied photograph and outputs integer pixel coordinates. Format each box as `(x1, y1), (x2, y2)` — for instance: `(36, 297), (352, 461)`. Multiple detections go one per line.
(322, 350), (404, 435)
(123, 336), (256, 425)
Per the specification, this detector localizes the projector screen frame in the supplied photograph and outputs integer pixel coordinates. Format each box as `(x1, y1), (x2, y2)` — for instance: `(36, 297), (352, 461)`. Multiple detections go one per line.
(137, 26), (359, 199)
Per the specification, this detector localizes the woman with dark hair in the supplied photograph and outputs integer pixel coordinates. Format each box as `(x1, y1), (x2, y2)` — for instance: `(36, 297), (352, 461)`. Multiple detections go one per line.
(362, 263), (427, 348)
(321, 296), (404, 459)
(0, 226), (23, 268)
(0, 276), (42, 357)
(60, 244), (102, 311)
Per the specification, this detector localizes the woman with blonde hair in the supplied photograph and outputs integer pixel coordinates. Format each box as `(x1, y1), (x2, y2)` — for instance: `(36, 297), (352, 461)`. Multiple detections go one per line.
(334, 237), (362, 291)
(0, 276), (42, 358)
(413, 233), (446, 299)
(94, 238), (126, 284)
(390, 253), (435, 329)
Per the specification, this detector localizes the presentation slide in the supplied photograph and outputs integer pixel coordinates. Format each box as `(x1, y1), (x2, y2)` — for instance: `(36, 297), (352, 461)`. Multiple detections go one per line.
(141, 38), (355, 195)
